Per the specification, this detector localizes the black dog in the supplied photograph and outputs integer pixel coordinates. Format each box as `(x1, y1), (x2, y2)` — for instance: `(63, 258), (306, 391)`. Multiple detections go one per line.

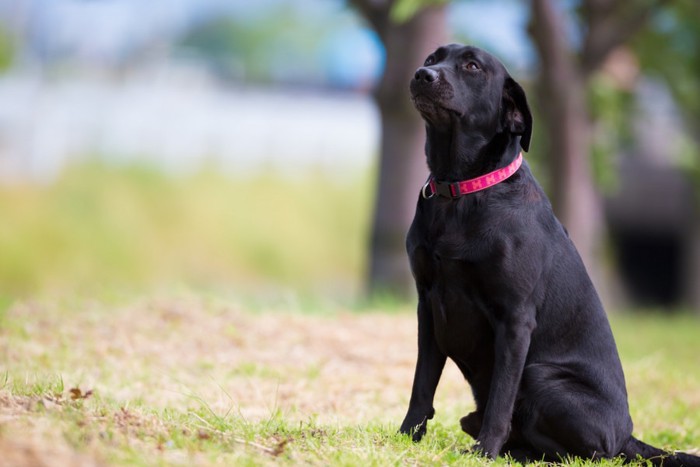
(399, 44), (700, 466)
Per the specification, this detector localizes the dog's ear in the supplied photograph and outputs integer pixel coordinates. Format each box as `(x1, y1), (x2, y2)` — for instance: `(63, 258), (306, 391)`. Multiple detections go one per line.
(501, 77), (533, 152)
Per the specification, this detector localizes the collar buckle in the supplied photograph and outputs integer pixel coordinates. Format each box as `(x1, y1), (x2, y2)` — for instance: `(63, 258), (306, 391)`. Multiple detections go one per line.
(421, 179), (435, 199)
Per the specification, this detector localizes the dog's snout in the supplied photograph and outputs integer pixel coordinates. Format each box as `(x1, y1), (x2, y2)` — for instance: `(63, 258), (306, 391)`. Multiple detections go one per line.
(414, 67), (439, 83)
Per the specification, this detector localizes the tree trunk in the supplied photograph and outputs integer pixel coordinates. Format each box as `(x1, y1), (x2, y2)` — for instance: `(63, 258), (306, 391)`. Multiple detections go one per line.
(529, 0), (606, 289)
(687, 213), (700, 312)
(354, 3), (447, 297)
(529, 0), (668, 301)
(686, 130), (700, 312)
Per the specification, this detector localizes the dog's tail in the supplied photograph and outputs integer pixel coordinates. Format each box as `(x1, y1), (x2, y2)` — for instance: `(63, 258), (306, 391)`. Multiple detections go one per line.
(620, 436), (700, 467)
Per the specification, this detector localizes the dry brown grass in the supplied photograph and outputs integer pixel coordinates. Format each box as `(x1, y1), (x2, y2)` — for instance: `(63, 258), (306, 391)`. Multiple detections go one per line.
(0, 294), (473, 466)
(2, 295), (699, 466)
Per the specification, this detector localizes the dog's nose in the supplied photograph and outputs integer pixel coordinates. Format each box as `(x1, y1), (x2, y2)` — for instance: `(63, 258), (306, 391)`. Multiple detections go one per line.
(414, 67), (439, 83)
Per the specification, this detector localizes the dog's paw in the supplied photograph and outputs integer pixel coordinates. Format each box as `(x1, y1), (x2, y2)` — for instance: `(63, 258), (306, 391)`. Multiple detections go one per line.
(399, 418), (428, 442)
(472, 441), (498, 460)
(399, 407), (435, 442)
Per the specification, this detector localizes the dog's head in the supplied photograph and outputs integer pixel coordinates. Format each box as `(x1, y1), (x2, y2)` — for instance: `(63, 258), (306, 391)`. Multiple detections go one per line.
(409, 44), (532, 151)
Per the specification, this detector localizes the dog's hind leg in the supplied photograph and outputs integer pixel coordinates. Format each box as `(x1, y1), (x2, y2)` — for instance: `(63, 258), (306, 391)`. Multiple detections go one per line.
(459, 411), (481, 439)
(461, 404), (544, 462)
(517, 364), (632, 460)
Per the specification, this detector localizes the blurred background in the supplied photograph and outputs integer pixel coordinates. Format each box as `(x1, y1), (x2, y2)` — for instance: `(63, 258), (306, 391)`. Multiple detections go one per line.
(0, 0), (698, 311)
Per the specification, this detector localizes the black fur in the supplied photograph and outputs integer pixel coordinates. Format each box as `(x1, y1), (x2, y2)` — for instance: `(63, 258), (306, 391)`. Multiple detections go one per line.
(399, 44), (700, 466)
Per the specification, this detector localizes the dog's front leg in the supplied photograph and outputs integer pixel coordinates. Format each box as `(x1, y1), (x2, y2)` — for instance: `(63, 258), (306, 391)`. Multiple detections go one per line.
(474, 308), (535, 458)
(399, 297), (447, 442)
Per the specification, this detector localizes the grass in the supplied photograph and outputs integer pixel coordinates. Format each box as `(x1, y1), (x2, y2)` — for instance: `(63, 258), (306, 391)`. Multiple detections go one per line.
(0, 160), (373, 300)
(1, 294), (699, 466)
(1, 161), (699, 464)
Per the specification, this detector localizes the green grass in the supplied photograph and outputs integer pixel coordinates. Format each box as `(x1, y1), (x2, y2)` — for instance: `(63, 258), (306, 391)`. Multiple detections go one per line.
(0, 161), (373, 300)
(1, 295), (699, 466)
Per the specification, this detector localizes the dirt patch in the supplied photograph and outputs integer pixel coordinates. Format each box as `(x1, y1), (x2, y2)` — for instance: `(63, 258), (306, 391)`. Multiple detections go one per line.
(0, 436), (100, 467)
(0, 393), (101, 466)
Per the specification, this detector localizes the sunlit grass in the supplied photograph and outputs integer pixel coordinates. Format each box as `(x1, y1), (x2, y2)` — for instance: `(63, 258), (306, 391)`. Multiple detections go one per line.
(1, 160), (699, 465)
(1, 295), (699, 466)
(0, 161), (373, 300)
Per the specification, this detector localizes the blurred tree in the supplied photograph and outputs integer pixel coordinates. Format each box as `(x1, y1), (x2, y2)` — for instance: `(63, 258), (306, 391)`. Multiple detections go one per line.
(179, 7), (332, 84)
(528, 0), (669, 289)
(631, 0), (700, 309)
(633, 0), (700, 152)
(0, 25), (15, 72)
(350, 0), (447, 297)
(180, 16), (276, 82)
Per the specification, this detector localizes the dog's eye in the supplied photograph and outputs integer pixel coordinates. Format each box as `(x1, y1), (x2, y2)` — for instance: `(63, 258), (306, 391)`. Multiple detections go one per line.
(464, 61), (480, 71)
(424, 55), (435, 66)
(464, 62), (479, 71)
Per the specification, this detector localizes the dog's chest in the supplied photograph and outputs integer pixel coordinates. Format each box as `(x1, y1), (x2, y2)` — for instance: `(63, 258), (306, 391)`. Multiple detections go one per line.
(427, 252), (494, 359)
(411, 243), (493, 361)
(408, 199), (507, 359)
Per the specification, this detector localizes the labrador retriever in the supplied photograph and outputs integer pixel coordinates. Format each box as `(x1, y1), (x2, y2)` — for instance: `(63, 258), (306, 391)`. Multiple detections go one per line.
(399, 44), (700, 466)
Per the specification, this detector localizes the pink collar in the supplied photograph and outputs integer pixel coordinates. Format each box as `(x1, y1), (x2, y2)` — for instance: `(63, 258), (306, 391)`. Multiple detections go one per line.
(421, 153), (523, 199)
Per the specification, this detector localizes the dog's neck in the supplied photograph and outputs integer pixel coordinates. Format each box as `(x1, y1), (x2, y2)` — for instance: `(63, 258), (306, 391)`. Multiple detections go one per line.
(424, 121), (521, 181)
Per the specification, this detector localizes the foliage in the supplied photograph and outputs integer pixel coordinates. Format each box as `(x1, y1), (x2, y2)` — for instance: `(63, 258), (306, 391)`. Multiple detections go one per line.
(390, 0), (450, 22)
(0, 161), (372, 300)
(0, 25), (14, 72)
(587, 74), (635, 193)
(633, 0), (700, 129)
(177, 4), (359, 85)
(631, 0), (700, 187)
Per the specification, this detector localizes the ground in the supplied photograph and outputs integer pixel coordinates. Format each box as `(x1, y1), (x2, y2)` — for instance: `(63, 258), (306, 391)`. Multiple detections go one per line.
(1, 294), (699, 466)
